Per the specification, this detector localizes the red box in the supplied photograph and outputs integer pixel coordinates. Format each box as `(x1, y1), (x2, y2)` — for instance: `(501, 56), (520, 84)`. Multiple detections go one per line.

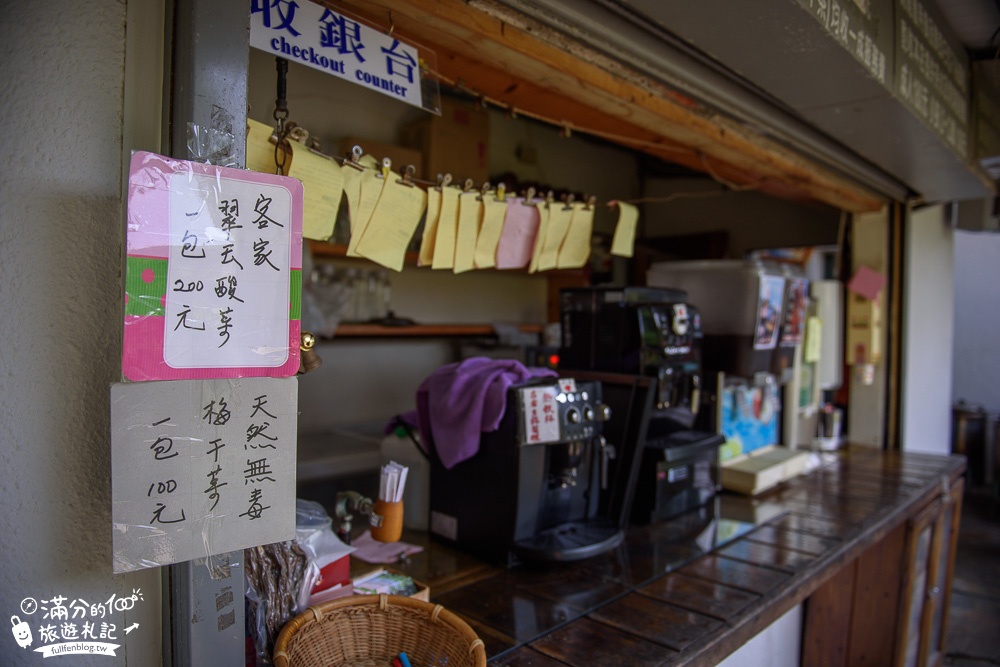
(311, 554), (351, 593)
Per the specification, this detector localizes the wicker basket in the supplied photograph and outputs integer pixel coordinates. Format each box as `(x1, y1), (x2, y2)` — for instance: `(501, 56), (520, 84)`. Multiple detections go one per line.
(273, 594), (487, 667)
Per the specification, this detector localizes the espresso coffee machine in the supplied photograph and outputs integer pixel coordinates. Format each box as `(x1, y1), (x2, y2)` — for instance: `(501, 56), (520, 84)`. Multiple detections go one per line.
(429, 377), (629, 565)
(647, 261), (808, 458)
(559, 287), (725, 524)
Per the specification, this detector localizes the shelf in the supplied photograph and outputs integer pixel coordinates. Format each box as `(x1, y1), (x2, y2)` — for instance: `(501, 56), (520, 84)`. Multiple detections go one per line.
(306, 240), (588, 279)
(308, 240), (420, 265)
(329, 322), (544, 339)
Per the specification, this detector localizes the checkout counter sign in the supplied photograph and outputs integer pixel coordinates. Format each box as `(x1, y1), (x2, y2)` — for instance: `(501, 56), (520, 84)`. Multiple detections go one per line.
(250, 0), (426, 111)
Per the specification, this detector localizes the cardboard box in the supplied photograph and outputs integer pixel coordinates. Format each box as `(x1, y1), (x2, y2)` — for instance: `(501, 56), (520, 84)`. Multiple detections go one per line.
(399, 97), (490, 186)
(351, 567), (429, 602)
(337, 136), (423, 179)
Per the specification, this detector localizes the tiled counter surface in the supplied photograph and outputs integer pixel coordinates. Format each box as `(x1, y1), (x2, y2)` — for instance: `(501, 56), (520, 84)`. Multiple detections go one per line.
(382, 447), (966, 665)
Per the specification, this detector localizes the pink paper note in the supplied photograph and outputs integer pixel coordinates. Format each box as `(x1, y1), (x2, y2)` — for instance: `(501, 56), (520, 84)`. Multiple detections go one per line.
(350, 530), (424, 564)
(847, 265), (886, 301)
(495, 197), (541, 270)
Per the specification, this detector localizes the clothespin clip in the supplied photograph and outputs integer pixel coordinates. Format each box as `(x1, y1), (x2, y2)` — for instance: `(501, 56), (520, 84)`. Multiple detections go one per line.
(396, 164), (416, 187)
(545, 190), (555, 208)
(342, 145), (365, 171)
(476, 182), (492, 201)
(584, 195), (598, 210)
(522, 187), (536, 204)
(560, 121), (573, 139)
(562, 193), (576, 210)
(378, 157), (392, 179)
(462, 178), (474, 193)
(496, 183), (507, 202)
(505, 105), (518, 121)
(287, 124), (309, 144)
(435, 173), (453, 191)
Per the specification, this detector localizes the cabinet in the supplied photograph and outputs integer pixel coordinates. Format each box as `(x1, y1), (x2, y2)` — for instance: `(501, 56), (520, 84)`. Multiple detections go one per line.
(801, 475), (964, 667)
(895, 477), (963, 667)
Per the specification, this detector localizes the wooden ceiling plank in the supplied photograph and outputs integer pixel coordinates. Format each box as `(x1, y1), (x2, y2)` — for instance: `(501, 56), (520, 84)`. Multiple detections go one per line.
(329, 0), (885, 212)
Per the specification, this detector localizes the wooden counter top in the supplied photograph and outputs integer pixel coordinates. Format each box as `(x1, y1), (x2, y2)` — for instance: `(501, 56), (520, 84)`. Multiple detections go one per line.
(377, 447), (965, 665)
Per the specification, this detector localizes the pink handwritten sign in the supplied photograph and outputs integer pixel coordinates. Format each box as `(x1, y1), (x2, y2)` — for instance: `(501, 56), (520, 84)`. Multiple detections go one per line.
(123, 151), (303, 381)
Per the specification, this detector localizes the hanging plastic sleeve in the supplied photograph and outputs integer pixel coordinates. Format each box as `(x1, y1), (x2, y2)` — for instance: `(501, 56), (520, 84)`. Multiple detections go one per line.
(186, 123), (238, 168)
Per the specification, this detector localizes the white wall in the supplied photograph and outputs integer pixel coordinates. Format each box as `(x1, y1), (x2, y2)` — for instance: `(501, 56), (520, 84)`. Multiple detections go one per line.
(0, 3), (159, 664)
(715, 603), (803, 667)
(901, 205), (954, 454)
(952, 230), (1000, 412)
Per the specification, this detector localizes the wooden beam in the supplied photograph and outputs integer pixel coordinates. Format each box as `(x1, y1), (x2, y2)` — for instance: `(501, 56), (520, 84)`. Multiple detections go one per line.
(329, 0), (886, 213)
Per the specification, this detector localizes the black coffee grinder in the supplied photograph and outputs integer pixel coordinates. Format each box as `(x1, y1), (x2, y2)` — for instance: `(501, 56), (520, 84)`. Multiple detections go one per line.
(559, 287), (725, 524)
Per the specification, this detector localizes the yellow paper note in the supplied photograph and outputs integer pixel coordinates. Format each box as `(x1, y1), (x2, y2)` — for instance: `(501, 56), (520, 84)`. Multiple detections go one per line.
(418, 188), (442, 267)
(287, 142), (344, 241)
(341, 154), (378, 232)
(557, 202), (595, 269)
(432, 186), (460, 269)
(804, 316), (823, 363)
(347, 167), (385, 257)
(473, 197), (508, 269)
(529, 202), (552, 274)
(341, 166), (364, 233)
(246, 118), (281, 175)
(453, 191), (482, 274)
(355, 178), (428, 272)
(611, 201), (639, 257)
(537, 203), (574, 271)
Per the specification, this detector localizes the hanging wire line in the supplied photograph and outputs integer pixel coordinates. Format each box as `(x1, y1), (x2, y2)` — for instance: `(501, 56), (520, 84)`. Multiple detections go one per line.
(267, 61), (766, 205)
(426, 67), (769, 198)
(624, 190), (743, 204)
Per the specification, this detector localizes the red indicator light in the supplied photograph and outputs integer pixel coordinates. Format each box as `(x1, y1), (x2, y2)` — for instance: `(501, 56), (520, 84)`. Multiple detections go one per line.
(548, 354), (559, 367)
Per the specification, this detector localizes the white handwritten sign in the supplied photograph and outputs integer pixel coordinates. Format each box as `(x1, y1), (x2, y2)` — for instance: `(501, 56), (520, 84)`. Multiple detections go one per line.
(111, 378), (298, 573)
(123, 151), (303, 381)
(250, 0), (426, 110)
(520, 386), (560, 444)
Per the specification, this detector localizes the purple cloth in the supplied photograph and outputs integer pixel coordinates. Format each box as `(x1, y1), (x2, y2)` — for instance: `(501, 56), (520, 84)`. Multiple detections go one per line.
(412, 357), (556, 469)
